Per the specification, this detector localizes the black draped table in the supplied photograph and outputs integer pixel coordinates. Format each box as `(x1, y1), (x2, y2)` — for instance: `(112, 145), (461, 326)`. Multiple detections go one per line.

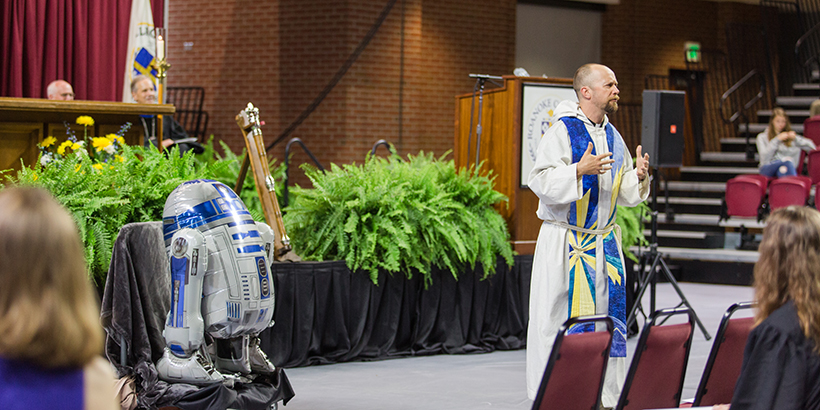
(259, 255), (533, 367)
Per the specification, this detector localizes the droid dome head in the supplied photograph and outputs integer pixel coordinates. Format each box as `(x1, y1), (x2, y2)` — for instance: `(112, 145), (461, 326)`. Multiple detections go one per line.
(162, 179), (254, 245)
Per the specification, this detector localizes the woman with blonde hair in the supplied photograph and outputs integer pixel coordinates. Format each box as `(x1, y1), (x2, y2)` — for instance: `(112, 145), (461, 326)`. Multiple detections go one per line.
(726, 206), (820, 409)
(0, 187), (116, 410)
(756, 107), (815, 178)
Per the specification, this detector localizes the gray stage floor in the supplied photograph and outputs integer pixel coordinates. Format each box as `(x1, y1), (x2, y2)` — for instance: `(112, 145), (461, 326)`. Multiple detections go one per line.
(280, 282), (754, 410)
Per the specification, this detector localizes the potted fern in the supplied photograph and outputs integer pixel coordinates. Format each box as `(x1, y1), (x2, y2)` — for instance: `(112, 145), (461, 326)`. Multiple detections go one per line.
(283, 151), (515, 286)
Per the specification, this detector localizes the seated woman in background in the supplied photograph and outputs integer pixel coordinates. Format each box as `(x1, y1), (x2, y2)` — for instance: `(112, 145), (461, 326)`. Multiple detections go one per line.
(0, 187), (117, 410)
(756, 107), (815, 178)
(718, 206), (820, 410)
(810, 99), (820, 118)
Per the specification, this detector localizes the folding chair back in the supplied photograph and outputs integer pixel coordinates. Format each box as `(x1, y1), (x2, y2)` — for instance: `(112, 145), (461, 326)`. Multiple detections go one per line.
(532, 315), (614, 410)
(165, 86), (209, 141)
(724, 175), (768, 218)
(804, 116), (820, 147)
(692, 302), (755, 407)
(769, 175), (811, 209)
(615, 308), (694, 410)
(807, 150), (820, 185)
(798, 150), (807, 175)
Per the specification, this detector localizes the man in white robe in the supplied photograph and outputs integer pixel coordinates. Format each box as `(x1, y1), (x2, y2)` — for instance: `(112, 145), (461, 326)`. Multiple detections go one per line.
(525, 64), (650, 407)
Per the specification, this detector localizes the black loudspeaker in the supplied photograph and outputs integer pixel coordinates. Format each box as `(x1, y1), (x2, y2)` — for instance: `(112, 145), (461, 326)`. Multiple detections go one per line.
(641, 90), (685, 167)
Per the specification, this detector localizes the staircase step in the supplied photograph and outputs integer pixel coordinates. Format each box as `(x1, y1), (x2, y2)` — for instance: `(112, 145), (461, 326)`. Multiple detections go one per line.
(757, 109), (811, 124)
(649, 197), (723, 206)
(739, 123), (803, 134)
(680, 166), (758, 174)
(793, 83), (820, 97)
(718, 217), (766, 229)
(641, 229), (725, 248)
(664, 181), (726, 193)
(655, 213), (721, 224)
(679, 166), (758, 182)
(775, 96), (819, 107)
(648, 195), (722, 214)
(630, 246), (759, 263)
(700, 151), (758, 163)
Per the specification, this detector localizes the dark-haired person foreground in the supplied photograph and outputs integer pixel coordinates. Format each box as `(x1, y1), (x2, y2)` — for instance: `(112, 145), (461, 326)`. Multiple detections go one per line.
(714, 206), (820, 410)
(0, 187), (117, 410)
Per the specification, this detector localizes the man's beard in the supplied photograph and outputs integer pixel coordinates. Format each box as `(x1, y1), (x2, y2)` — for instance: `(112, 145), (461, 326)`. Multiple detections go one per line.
(604, 99), (618, 114)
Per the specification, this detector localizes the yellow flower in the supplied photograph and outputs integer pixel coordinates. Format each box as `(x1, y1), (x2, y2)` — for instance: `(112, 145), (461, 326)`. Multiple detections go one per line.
(33, 173), (38, 181)
(57, 141), (73, 155)
(106, 133), (124, 145)
(74, 164), (82, 173)
(71, 142), (81, 150)
(41, 136), (57, 148)
(115, 155), (125, 163)
(76, 116), (95, 127)
(92, 137), (112, 152)
(92, 163), (104, 170)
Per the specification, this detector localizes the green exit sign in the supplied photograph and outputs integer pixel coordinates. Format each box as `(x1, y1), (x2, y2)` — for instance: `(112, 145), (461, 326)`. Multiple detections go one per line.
(685, 41), (701, 63)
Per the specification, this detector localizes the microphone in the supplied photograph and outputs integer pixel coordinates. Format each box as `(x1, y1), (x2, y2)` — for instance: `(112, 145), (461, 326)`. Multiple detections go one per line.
(468, 73), (503, 80)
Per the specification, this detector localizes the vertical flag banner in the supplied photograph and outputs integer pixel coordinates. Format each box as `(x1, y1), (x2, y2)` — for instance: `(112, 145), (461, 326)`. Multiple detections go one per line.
(122, 0), (156, 102)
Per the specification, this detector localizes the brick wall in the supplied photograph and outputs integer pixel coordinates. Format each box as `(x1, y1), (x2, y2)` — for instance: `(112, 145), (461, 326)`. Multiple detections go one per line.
(601, 0), (761, 104)
(168, 0), (516, 186)
(168, 0), (766, 181)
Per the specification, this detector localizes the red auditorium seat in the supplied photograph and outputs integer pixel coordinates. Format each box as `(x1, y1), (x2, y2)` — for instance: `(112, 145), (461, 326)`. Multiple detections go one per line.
(803, 116), (820, 147)
(531, 315), (614, 410)
(615, 308), (695, 410)
(807, 149), (820, 185)
(722, 174), (769, 220)
(691, 302), (755, 407)
(768, 175), (812, 210)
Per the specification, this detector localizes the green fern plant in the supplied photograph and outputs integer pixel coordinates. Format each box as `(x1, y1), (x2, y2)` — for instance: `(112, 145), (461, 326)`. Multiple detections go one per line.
(615, 201), (650, 263)
(284, 150), (514, 286)
(2, 138), (285, 284)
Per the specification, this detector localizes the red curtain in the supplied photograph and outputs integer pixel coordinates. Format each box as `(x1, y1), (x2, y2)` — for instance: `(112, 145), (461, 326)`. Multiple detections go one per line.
(1, 0), (163, 101)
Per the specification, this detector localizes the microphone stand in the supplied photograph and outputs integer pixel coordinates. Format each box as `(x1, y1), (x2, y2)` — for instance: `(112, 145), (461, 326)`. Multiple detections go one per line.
(467, 74), (503, 167)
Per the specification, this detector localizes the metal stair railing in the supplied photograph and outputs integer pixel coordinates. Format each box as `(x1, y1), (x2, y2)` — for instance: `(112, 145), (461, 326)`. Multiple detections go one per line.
(795, 20), (820, 95)
(719, 69), (766, 161)
(283, 137), (325, 208)
(370, 139), (396, 156)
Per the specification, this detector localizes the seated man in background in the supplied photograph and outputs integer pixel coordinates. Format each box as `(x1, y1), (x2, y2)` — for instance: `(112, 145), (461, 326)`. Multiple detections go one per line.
(131, 74), (202, 155)
(46, 79), (75, 100)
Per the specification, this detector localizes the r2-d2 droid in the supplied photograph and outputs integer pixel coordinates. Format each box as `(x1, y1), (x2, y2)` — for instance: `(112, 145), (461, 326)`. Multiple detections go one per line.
(157, 179), (277, 384)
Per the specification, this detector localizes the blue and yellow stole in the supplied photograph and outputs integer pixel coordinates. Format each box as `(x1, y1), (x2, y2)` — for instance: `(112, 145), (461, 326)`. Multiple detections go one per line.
(562, 117), (627, 358)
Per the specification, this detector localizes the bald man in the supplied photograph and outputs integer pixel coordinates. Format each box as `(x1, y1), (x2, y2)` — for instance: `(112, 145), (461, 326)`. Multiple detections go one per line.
(526, 64), (650, 408)
(46, 80), (74, 100)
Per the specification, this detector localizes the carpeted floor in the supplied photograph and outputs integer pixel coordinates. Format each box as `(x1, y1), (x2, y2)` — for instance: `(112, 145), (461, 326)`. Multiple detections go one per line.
(278, 282), (754, 410)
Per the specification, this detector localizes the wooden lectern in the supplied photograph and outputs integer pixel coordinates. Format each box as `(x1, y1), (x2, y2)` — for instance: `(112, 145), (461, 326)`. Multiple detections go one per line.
(0, 97), (175, 174)
(454, 76), (573, 255)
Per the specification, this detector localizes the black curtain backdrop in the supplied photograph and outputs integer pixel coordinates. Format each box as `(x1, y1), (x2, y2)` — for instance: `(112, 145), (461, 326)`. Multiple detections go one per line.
(260, 255), (533, 368)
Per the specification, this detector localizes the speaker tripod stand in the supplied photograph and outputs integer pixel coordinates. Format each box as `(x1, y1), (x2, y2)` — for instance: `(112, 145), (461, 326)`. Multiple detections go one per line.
(625, 166), (712, 341)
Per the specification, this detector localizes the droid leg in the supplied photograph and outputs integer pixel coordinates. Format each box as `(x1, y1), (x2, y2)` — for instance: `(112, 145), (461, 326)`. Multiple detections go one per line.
(157, 228), (225, 384)
(213, 335), (276, 375)
(256, 222), (277, 329)
(214, 336), (251, 374)
(249, 335), (277, 373)
(256, 222), (275, 264)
